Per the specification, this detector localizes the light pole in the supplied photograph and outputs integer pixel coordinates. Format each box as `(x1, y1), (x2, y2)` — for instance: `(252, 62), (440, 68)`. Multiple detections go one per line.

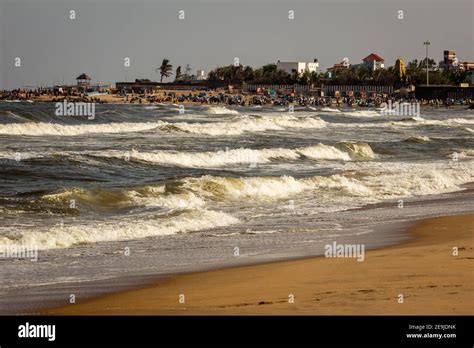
(423, 41), (430, 85)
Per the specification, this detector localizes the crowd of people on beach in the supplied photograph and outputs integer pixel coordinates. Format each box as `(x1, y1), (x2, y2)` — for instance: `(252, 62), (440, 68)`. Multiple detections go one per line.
(0, 88), (107, 103)
(1, 88), (473, 109)
(142, 91), (473, 109)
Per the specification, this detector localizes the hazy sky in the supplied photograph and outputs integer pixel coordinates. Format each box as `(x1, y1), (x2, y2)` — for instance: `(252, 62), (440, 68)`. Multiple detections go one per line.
(1, 0), (473, 89)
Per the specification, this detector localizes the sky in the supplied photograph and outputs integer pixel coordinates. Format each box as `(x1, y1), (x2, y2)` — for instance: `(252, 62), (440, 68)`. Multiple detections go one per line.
(0, 0), (473, 89)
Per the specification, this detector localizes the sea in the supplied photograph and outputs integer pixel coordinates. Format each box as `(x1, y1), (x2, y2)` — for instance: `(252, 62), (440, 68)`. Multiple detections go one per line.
(0, 101), (473, 313)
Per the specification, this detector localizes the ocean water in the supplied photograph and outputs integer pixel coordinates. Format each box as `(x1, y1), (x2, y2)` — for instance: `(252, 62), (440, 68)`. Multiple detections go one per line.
(0, 102), (473, 312)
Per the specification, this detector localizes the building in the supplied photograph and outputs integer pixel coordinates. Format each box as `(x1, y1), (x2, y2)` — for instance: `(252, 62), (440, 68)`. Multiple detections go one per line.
(327, 61), (348, 74)
(277, 59), (319, 76)
(415, 85), (474, 99)
(116, 79), (160, 93)
(196, 70), (207, 80)
(467, 71), (474, 86)
(442, 50), (473, 71)
(459, 61), (474, 71)
(443, 50), (457, 67)
(76, 73), (92, 88)
(360, 53), (385, 71)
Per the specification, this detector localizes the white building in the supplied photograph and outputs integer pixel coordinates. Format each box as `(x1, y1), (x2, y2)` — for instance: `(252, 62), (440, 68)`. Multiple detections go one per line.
(196, 70), (207, 80)
(361, 53), (385, 71)
(277, 59), (319, 76)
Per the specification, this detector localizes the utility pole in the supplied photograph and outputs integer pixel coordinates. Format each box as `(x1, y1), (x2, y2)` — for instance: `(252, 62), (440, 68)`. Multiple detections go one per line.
(423, 41), (430, 85)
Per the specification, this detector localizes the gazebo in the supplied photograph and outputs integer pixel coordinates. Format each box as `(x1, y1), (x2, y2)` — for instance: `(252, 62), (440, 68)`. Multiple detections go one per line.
(76, 73), (91, 88)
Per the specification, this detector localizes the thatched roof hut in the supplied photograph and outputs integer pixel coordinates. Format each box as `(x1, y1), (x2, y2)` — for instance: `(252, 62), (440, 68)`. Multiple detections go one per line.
(76, 73), (91, 81)
(76, 73), (91, 87)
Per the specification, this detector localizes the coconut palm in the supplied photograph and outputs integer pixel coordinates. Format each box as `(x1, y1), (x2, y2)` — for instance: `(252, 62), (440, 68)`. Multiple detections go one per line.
(174, 66), (182, 82)
(156, 58), (173, 82)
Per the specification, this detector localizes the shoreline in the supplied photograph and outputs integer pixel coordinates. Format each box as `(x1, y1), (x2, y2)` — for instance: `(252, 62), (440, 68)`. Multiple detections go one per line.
(42, 213), (474, 315)
(1, 93), (472, 109)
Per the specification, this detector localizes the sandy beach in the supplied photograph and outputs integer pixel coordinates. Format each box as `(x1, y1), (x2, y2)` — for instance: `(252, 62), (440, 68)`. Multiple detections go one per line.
(25, 90), (231, 105)
(42, 214), (473, 315)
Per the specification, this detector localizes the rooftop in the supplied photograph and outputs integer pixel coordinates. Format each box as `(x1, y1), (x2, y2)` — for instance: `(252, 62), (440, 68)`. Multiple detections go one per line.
(363, 53), (384, 62)
(76, 73), (91, 80)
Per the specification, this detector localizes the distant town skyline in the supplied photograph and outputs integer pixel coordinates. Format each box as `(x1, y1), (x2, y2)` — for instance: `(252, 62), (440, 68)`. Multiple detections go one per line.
(1, 0), (473, 89)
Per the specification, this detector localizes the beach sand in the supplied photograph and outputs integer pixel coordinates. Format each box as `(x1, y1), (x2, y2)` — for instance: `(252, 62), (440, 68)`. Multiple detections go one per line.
(43, 214), (473, 315)
(29, 90), (228, 105)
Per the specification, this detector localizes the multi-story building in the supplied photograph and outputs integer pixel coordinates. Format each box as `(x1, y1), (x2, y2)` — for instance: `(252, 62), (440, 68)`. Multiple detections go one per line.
(277, 59), (319, 76)
(361, 53), (385, 71)
(348, 53), (385, 71)
(196, 70), (207, 80)
(443, 50), (457, 67)
(459, 61), (474, 71)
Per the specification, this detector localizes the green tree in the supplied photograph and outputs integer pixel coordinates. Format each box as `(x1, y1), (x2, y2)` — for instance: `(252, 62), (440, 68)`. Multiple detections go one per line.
(174, 66), (182, 82)
(309, 71), (323, 86)
(373, 68), (396, 85)
(441, 67), (467, 85)
(156, 58), (173, 82)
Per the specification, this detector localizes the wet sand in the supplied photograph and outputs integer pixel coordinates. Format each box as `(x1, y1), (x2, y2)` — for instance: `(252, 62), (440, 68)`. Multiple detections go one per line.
(43, 214), (474, 315)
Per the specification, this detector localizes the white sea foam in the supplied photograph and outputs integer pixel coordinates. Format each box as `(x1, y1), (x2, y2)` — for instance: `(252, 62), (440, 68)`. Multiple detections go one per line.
(320, 107), (341, 113)
(404, 135), (431, 143)
(39, 186), (206, 211)
(91, 142), (371, 168)
(340, 110), (382, 117)
(171, 115), (328, 135)
(0, 209), (239, 251)
(0, 141), (375, 167)
(328, 116), (474, 130)
(297, 144), (352, 161)
(1, 159), (472, 251)
(126, 190), (206, 210)
(393, 117), (474, 127)
(0, 121), (165, 136)
(0, 114), (327, 136)
(341, 160), (474, 197)
(0, 151), (44, 160)
(178, 174), (373, 202)
(335, 141), (375, 159)
(207, 106), (239, 114)
(103, 147), (298, 167)
(177, 160), (474, 202)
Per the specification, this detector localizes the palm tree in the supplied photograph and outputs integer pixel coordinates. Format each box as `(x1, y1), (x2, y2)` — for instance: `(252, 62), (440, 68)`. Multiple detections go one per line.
(262, 64), (277, 76)
(299, 70), (312, 85)
(174, 66), (182, 82)
(242, 66), (254, 82)
(309, 71), (323, 86)
(156, 58), (173, 82)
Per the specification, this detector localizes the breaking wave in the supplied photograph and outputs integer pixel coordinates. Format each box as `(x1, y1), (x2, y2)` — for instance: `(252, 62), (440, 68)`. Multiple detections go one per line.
(92, 142), (373, 167)
(404, 136), (431, 143)
(0, 114), (327, 136)
(335, 141), (375, 159)
(1, 158), (472, 251)
(320, 107), (341, 113)
(38, 186), (206, 211)
(166, 115), (328, 135)
(0, 121), (164, 136)
(394, 117), (474, 127)
(339, 110), (382, 117)
(176, 161), (473, 202)
(0, 209), (239, 251)
(207, 106), (239, 114)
